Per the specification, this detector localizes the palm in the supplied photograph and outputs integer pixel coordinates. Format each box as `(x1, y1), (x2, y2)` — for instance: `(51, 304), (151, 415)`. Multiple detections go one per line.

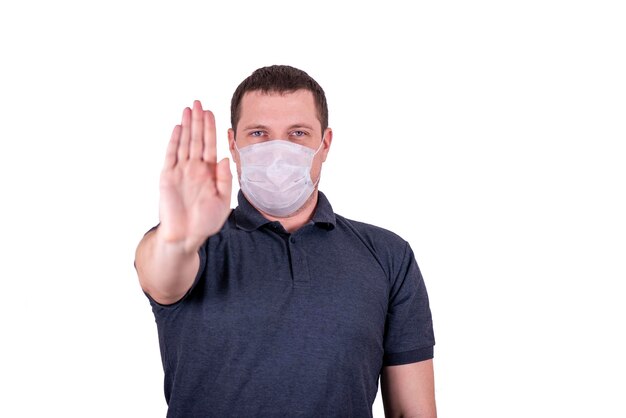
(158, 101), (232, 251)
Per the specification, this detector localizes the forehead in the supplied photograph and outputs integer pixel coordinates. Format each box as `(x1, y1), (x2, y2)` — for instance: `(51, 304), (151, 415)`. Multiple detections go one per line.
(238, 89), (319, 130)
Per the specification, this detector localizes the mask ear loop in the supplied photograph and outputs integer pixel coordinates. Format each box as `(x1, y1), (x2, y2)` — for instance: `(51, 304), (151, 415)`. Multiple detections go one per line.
(233, 138), (242, 163)
(310, 135), (326, 188)
(313, 135), (325, 156)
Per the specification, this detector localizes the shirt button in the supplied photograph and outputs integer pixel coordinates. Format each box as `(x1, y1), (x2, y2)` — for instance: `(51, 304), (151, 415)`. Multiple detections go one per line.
(290, 237), (296, 243)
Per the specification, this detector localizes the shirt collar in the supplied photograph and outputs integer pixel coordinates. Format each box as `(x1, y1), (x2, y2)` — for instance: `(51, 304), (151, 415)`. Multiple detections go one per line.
(310, 191), (336, 230)
(234, 190), (336, 231)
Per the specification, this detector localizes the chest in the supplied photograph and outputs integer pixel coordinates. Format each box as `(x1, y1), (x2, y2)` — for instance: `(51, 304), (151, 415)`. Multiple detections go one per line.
(179, 230), (391, 356)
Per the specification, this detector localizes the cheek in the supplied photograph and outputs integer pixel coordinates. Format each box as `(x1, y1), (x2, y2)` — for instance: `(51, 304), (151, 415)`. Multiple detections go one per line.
(310, 154), (324, 178)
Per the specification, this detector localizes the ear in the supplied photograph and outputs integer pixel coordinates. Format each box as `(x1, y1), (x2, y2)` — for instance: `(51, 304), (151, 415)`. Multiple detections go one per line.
(321, 128), (333, 162)
(228, 128), (239, 163)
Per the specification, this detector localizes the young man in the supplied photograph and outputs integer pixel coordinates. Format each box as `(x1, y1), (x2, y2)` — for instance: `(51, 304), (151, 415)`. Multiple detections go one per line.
(135, 65), (436, 417)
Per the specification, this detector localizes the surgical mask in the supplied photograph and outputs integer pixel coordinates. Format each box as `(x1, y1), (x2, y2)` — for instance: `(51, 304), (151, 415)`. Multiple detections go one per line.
(235, 139), (324, 217)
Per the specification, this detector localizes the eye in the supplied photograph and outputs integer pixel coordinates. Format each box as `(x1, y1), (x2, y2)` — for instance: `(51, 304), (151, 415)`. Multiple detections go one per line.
(250, 130), (265, 137)
(290, 130), (307, 138)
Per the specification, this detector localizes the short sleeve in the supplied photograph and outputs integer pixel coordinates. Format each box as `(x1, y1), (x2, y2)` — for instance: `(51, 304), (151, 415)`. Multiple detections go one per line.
(383, 242), (435, 366)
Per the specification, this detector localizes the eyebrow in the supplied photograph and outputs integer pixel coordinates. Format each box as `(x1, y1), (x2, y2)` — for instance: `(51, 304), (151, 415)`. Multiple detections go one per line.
(287, 124), (315, 131)
(242, 124), (316, 131)
(242, 124), (270, 131)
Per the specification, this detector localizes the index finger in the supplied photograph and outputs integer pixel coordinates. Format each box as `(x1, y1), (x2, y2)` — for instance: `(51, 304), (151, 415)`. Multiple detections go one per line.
(202, 110), (216, 163)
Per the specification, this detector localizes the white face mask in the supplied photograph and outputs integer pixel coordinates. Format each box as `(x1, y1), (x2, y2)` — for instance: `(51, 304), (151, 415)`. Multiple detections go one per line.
(235, 139), (324, 217)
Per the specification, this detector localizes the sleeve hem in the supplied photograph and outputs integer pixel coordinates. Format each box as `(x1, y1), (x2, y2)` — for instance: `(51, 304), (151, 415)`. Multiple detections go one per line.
(383, 346), (434, 366)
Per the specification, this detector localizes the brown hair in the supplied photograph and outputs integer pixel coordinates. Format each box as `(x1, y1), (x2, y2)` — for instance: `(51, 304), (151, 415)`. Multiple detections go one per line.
(230, 65), (328, 133)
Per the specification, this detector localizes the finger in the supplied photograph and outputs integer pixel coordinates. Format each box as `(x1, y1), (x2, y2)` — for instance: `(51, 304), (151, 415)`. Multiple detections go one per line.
(189, 100), (204, 159)
(216, 158), (232, 198)
(178, 107), (191, 161)
(163, 125), (181, 170)
(202, 110), (217, 163)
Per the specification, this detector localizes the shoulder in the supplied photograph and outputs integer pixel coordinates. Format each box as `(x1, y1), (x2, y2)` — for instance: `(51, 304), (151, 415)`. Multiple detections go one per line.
(335, 213), (408, 249)
(333, 213), (412, 276)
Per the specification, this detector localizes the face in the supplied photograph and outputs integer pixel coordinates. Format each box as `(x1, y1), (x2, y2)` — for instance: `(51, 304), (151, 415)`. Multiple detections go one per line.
(228, 89), (333, 186)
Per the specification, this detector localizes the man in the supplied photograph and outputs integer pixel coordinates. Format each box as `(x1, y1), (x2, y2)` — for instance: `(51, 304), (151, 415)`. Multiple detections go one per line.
(135, 65), (436, 417)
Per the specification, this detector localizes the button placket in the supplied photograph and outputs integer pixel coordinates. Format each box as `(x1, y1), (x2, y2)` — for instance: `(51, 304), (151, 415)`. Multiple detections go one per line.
(287, 233), (310, 285)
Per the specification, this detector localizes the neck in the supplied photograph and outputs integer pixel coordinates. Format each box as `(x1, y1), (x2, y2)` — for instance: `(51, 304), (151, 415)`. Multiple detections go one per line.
(258, 190), (319, 233)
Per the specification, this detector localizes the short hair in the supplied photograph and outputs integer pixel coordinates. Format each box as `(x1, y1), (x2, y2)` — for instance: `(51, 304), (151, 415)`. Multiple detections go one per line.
(230, 65), (328, 133)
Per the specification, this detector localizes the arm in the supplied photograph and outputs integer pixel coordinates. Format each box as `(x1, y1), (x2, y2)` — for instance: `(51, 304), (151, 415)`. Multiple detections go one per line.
(134, 100), (232, 305)
(134, 227), (200, 305)
(381, 359), (436, 418)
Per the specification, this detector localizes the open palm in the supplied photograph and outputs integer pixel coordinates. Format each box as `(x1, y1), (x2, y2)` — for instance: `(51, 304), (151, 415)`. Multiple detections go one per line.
(158, 100), (232, 252)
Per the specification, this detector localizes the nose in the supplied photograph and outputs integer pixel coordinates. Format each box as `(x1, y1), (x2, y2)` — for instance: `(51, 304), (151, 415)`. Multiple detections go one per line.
(266, 159), (288, 185)
(266, 159), (304, 187)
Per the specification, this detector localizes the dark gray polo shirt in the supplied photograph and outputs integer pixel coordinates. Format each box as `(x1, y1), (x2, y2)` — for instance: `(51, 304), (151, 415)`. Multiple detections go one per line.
(145, 191), (434, 417)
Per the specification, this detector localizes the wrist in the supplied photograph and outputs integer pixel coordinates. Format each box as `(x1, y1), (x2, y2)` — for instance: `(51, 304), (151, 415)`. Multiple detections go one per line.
(153, 226), (202, 257)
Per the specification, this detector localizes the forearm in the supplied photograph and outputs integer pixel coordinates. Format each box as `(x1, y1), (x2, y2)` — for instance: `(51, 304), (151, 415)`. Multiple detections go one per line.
(134, 227), (201, 305)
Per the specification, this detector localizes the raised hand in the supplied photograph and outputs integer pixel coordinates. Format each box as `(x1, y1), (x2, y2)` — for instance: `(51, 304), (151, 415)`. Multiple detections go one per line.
(158, 100), (232, 252)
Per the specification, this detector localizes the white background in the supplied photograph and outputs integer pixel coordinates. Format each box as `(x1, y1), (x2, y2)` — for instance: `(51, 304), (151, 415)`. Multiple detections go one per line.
(1, 0), (624, 417)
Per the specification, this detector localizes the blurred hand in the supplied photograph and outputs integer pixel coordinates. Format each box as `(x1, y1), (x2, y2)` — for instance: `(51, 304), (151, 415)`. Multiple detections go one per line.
(158, 100), (232, 252)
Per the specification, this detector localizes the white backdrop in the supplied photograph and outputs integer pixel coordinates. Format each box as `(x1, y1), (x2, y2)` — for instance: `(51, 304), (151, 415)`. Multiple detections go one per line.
(1, 1), (624, 417)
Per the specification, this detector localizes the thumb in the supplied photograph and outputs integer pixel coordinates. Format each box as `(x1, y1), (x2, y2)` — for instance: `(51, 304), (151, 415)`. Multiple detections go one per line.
(216, 158), (232, 198)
